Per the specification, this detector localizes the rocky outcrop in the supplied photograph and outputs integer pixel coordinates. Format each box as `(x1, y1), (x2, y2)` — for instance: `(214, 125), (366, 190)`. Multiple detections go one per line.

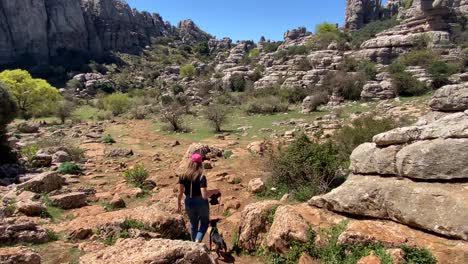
(344, 0), (402, 30)
(80, 238), (215, 264)
(0, 221), (50, 244)
(17, 172), (65, 193)
(310, 89), (468, 241)
(0, 0), (207, 65)
(429, 82), (468, 111)
(0, 247), (41, 264)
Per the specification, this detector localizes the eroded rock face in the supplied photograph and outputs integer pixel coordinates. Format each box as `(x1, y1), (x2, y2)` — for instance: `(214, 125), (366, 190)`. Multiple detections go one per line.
(80, 238), (215, 264)
(49, 192), (87, 209)
(0, 221), (49, 244)
(344, 0), (402, 30)
(310, 175), (468, 241)
(0, 247), (41, 264)
(429, 82), (468, 112)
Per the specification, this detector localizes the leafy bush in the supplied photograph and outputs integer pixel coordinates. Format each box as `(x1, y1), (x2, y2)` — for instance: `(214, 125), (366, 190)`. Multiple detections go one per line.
(401, 49), (438, 66)
(180, 64), (197, 79)
(391, 72), (427, 96)
(66, 79), (83, 89)
(58, 162), (82, 175)
(412, 34), (431, 50)
(171, 84), (185, 95)
(0, 83), (18, 164)
(266, 135), (344, 201)
(102, 93), (131, 116)
(55, 100), (76, 124)
(248, 48), (260, 60)
(244, 96), (289, 115)
(232, 75), (247, 92)
(102, 134), (116, 144)
(96, 110), (113, 121)
(321, 71), (367, 100)
(316, 22), (339, 35)
(401, 246), (437, 264)
(203, 104), (231, 132)
(262, 41), (282, 53)
(334, 115), (399, 162)
(404, 0), (413, 9)
(21, 145), (39, 161)
(123, 164), (149, 188)
(287, 45), (309, 56)
(0, 69), (61, 119)
(160, 103), (186, 132)
(194, 42), (210, 57)
(428, 60), (459, 88)
(351, 19), (400, 48)
(251, 67), (264, 82)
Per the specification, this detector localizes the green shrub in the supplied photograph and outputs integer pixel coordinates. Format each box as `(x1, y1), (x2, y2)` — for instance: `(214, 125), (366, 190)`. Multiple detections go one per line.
(223, 150), (233, 159)
(21, 145), (39, 161)
(428, 61), (459, 88)
(232, 75), (247, 92)
(251, 67), (264, 82)
(47, 230), (60, 241)
(102, 93), (131, 116)
(359, 60), (377, 80)
(244, 96), (289, 115)
(391, 72), (427, 96)
(248, 48), (260, 60)
(180, 64), (197, 79)
(321, 71), (367, 100)
(287, 45), (309, 56)
(66, 79), (83, 89)
(316, 22), (339, 35)
(388, 61), (406, 74)
(401, 246), (437, 264)
(351, 19), (400, 48)
(58, 162), (82, 175)
(56, 100), (76, 124)
(203, 104), (231, 132)
(262, 41), (282, 53)
(123, 164), (149, 188)
(194, 42), (210, 56)
(96, 110), (113, 121)
(401, 49), (438, 67)
(160, 103), (187, 132)
(412, 34), (431, 50)
(171, 84), (185, 95)
(334, 115), (399, 162)
(404, 0), (413, 9)
(266, 135), (344, 201)
(102, 134), (116, 144)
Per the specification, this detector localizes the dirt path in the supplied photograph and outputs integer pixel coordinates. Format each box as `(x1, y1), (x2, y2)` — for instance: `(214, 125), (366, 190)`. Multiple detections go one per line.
(43, 119), (264, 263)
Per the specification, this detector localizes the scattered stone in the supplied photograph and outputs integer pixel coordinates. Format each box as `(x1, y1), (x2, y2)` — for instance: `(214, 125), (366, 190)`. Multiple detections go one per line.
(17, 122), (39, 134)
(49, 192), (87, 209)
(224, 200), (241, 211)
(0, 221), (49, 244)
(30, 154), (52, 168)
(52, 151), (71, 163)
(17, 172), (65, 193)
(16, 201), (46, 217)
(0, 246), (41, 264)
(248, 178), (265, 194)
(80, 238), (215, 264)
(357, 254), (381, 264)
(105, 148), (134, 158)
(109, 194), (126, 209)
(280, 194), (289, 202)
(247, 141), (267, 155)
(68, 228), (93, 240)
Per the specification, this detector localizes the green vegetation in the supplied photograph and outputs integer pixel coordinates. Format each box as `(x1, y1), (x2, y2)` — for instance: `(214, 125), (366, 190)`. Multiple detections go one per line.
(311, 22), (348, 51)
(46, 230), (60, 241)
(160, 103), (187, 132)
(180, 64), (197, 79)
(0, 69), (61, 119)
(320, 71), (367, 101)
(58, 162), (82, 175)
(101, 219), (151, 245)
(244, 96), (289, 115)
(123, 164), (150, 189)
(428, 61), (459, 88)
(404, 0), (414, 9)
(42, 194), (66, 222)
(203, 103), (231, 132)
(351, 19), (399, 48)
(102, 134), (116, 144)
(102, 93), (131, 116)
(171, 84), (185, 95)
(21, 145), (39, 162)
(400, 49), (438, 66)
(55, 100), (76, 124)
(194, 42), (210, 57)
(262, 41), (283, 53)
(402, 245), (438, 264)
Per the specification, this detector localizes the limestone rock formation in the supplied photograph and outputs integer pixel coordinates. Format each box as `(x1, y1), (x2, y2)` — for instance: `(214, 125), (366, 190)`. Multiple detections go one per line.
(344, 0), (402, 30)
(310, 88), (468, 241)
(0, 247), (41, 264)
(80, 238), (215, 264)
(429, 82), (468, 111)
(17, 172), (65, 193)
(0, 0), (207, 65)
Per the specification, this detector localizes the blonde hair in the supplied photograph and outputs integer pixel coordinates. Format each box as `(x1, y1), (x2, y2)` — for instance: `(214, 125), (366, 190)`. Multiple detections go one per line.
(181, 160), (204, 181)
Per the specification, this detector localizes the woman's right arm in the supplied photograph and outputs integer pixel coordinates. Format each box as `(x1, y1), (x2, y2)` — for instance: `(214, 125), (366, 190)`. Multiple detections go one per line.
(177, 184), (184, 212)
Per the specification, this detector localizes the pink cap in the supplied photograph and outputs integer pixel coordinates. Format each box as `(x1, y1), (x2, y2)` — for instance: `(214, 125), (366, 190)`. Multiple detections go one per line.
(191, 153), (203, 163)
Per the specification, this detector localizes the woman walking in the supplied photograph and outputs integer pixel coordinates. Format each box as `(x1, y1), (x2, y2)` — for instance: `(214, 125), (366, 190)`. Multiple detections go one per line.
(177, 153), (216, 242)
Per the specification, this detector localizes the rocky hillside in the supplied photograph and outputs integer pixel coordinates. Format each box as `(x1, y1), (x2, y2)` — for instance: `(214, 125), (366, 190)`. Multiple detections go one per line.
(0, 0), (210, 66)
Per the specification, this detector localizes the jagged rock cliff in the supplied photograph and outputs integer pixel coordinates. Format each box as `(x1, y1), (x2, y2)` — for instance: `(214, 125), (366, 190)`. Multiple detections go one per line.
(0, 0), (210, 66)
(344, 0), (402, 30)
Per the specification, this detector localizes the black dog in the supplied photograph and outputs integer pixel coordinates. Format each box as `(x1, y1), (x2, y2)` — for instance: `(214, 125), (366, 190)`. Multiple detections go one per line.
(209, 219), (227, 258)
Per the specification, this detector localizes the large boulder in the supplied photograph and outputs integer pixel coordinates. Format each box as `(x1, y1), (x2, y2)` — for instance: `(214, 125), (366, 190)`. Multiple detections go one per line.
(49, 192), (87, 209)
(16, 201), (46, 217)
(0, 221), (49, 244)
(248, 178), (265, 194)
(237, 200), (281, 251)
(429, 82), (468, 112)
(17, 122), (39, 134)
(17, 172), (65, 193)
(30, 154), (52, 168)
(52, 151), (71, 163)
(80, 238), (215, 264)
(350, 143), (401, 175)
(0, 247), (41, 264)
(310, 175), (468, 241)
(55, 205), (185, 240)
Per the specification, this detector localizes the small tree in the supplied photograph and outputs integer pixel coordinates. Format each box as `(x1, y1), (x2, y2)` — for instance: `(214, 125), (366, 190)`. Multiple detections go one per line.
(0, 69), (61, 119)
(203, 104), (230, 132)
(102, 93), (131, 116)
(56, 100), (76, 124)
(194, 42), (210, 57)
(0, 83), (18, 164)
(160, 103), (186, 132)
(180, 64), (197, 79)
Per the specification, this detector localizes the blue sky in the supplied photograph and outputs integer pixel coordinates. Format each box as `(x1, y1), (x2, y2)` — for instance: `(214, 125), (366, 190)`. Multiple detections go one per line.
(126, 0), (354, 41)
